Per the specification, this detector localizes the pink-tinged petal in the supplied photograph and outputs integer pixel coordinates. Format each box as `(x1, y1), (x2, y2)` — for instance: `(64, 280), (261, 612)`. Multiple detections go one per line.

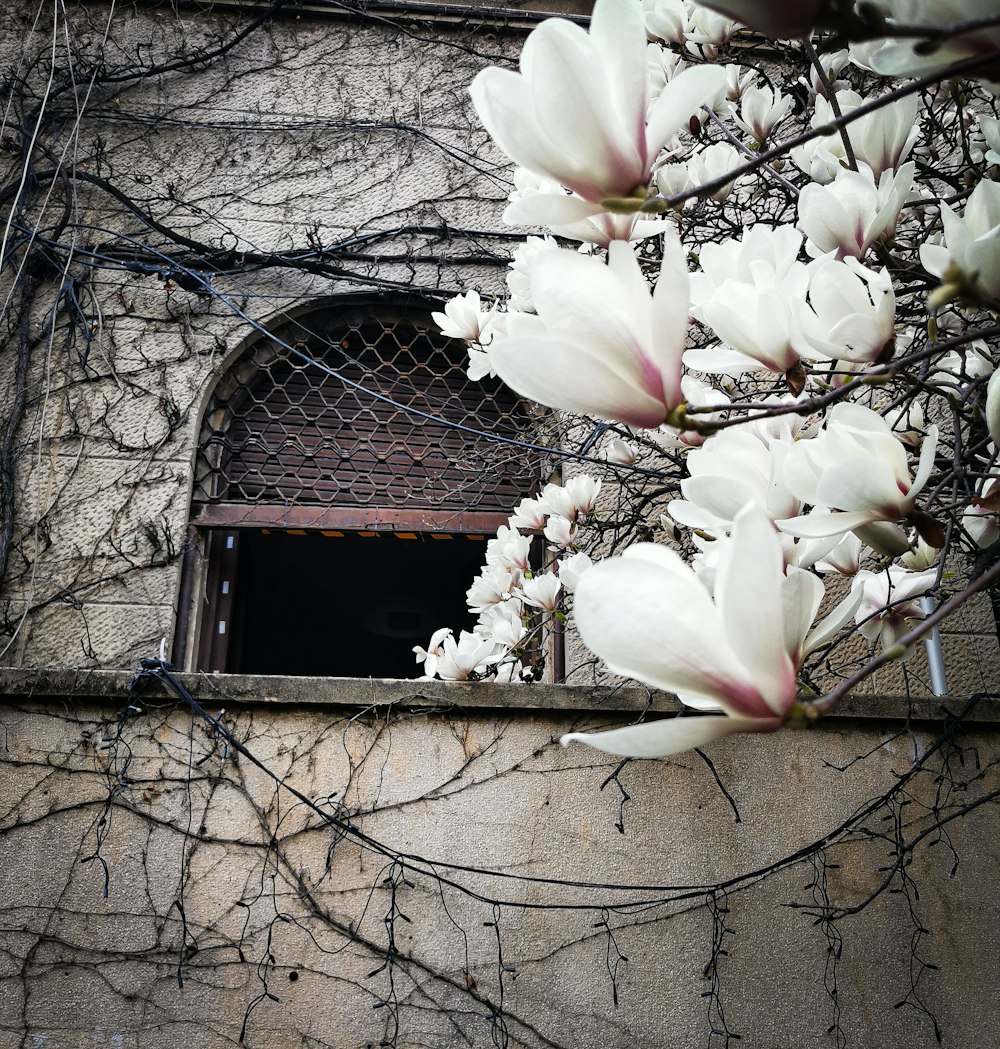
(852, 521), (911, 557)
(651, 230), (689, 407)
(574, 556), (773, 716)
(490, 335), (667, 427)
(646, 65), (728, 158)
(470, 68), (571, 179)
(781, 567), (825, 663)
(503, 193), (607, 228)
(561, 713), (781, 758)
(815, 459), (905, 515)
(523, 20), (643, 199)
(908, 425), (939, 501)
(715, 504), (797, 715)
(777, 510), (882, 538)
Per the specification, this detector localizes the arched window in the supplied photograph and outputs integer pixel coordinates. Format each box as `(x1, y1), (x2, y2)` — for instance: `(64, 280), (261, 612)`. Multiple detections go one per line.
(174, 297), (540, 677)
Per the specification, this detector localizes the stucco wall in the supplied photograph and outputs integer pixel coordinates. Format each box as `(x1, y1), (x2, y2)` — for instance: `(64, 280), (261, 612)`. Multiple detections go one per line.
(2, 671), (1000, 1048)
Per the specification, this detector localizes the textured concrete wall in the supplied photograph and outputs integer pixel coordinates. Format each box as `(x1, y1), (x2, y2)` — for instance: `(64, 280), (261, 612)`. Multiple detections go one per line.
(1, 672), (1000, 1048)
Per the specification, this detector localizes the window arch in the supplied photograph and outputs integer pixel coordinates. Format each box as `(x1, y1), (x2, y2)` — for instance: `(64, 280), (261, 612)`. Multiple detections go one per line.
(175, 297), (541, 677)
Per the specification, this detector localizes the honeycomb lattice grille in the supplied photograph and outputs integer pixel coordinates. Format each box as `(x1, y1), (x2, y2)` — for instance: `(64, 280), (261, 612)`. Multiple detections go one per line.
(193, 301), (539, 512)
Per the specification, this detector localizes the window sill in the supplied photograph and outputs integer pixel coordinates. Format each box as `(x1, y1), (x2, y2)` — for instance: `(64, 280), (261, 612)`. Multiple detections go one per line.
(0, 668), (997, 724)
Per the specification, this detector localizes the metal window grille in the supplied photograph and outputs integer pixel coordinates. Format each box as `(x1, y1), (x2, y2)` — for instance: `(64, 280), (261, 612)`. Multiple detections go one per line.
(191, 299), (540, 520)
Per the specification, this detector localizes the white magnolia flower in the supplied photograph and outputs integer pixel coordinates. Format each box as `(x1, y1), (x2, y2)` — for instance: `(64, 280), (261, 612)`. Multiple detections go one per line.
(604, 437), (637, 465)
(668, 426), (801, 534)
(792, 256), (896, 365)
(798, 163), (915, 260)
(852, 567), (937, 659)
(793, 91), (919, 182)
(489, 238), (689, 428)
(920, 180), (1000, 307)
(434, 630), (504, 680)
(643, 0), (688, 45)
(778, 403), (939, 545)
(988, 367), (1000, 446)
(466, 565), (521, 614)
(413, 627), (453, 678)
(689, 224), (804, 310)
(476, 602), (528, 649)
(519, 573), (562, 611)
(509, 496), (549, 533)
(538, 477), (602, 521)
(506, 235), (560, 312)
(686, 141), (744, 201)
(688, 246), (810, 376)
(560, 505), (848, 758)
(558, 551), (594, 592)
(815, 531), (868, 576)
(734, 84), (794, 144)
(963, 478), (1000, 549)
(471, 0), (726, 223)
(543, 514), (575, 550)
(486, 525), (532, 572)
(432, 290), (494, 341)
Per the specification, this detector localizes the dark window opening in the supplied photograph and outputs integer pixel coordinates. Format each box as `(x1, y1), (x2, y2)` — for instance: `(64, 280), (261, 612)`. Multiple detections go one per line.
(203, 530), (486, 678)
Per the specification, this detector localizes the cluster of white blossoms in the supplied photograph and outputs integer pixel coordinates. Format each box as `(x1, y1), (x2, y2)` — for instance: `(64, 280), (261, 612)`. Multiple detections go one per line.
(413, 478), (599, 681)
(420, 0), (1000, 757)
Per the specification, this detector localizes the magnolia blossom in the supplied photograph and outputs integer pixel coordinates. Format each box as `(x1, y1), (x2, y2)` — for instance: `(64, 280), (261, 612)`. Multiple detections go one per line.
(668, 427), (801, 534)
(489, 238), (689, 428)
(506, 235), (560, 312)
(778, 403), (939, 545)
(792, 91), (919, 182)
(852, 567), (937, 659)
(689, 224), (804, 309)
(686, 142), (744, 201)
(792, 256), (896, 365)
(432, 290), (494, 341)
(688, 252), (809, 377)
(486, 525), (532, 572)
(519, 573), (562, 611)
(558, 551), (594, 592)
(734, 84), (794, 144)
(415, 629), (502, 680)
(920, 180), (1000, 307)
(471, 0), (726, 226)
(561, 505), (851, 758)
(798, 163), (914, 260)
(643, 0), (688, 46)
(963, 478), (1000, 549)
(466, 565), (520, 614)
(509, 497), (547, 533)
(543, 515), (575, 550)
(604, 437), (637, 465)
(538, 477), (601, 521)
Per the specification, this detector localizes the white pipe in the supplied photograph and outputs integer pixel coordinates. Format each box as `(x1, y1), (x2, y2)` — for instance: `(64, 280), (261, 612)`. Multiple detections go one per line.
(920, 595), (948, 697)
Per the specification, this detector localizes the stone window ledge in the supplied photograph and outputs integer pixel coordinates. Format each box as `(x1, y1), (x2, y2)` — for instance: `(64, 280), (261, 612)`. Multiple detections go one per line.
(0, 668), (997, 724)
